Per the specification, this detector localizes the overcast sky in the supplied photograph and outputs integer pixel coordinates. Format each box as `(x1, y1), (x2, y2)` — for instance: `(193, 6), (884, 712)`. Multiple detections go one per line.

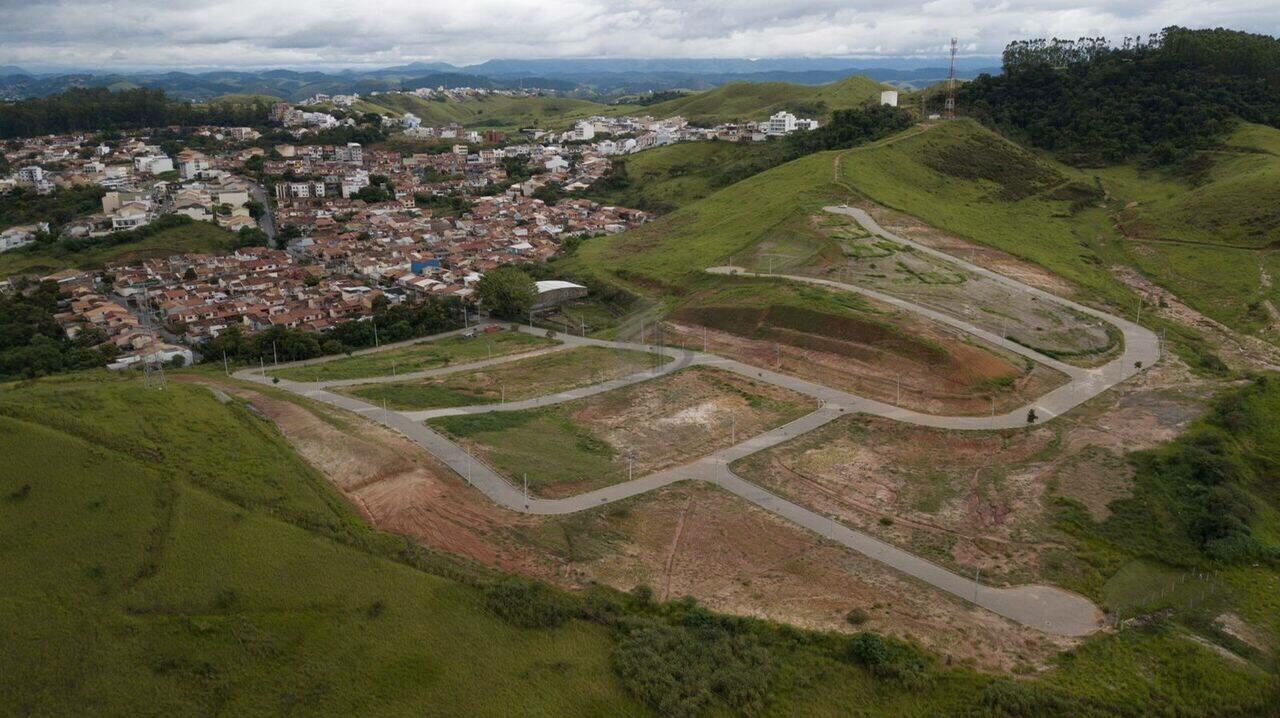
(1, 0), (1276, 70)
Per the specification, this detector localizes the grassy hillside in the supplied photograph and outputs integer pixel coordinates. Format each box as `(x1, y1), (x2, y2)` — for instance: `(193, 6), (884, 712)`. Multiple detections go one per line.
(573, 150), (845, 292)
(586, 140), (785, 212)
(354, 93), (628, 130)
(0, 220), (240, 278)
(208, 93), (284, 106)
(0, 374), (643, 716)
(643, 76), (886, 124)
(836, 118), (1280, 343)
(3, 372), (1274, 715)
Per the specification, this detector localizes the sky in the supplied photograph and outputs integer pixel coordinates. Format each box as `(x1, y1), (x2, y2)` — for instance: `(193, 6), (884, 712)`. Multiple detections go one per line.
(0, 0), (1276, 71)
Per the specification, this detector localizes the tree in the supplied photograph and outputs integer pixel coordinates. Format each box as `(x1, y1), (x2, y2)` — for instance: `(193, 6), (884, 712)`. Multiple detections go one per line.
(475, 267), (536, 320)
(1027, 408), (1038, 424)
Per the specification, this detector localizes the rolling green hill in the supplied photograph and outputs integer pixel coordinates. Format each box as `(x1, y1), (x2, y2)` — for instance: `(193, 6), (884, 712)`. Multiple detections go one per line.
(573, 149), (845, 292)
(354, 93), (629, 130)
(836, 118), (1280, 341)
(641, 76), (887, 124)
(0, 375), (645, 716)
(585, 140), (785, 212)
(3, 367), (1273, 715)
(209, 93), (285, 106)
(355, 75), (885, 131)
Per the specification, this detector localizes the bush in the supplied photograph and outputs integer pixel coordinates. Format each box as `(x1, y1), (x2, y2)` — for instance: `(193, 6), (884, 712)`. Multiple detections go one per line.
(483, 578), (576, 629)
(844, 631), (931, 685)
(845, 608), (869, 626)
(612, 619), (778, 718)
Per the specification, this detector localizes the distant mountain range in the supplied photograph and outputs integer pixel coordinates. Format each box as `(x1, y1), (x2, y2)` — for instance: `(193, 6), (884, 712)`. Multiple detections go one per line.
(0, 57), (1000, 102)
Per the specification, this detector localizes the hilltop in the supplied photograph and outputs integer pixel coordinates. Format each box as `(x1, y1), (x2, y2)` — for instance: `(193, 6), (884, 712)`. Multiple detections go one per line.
(352, 92), (625, 130)
(642, 76), (887, 124)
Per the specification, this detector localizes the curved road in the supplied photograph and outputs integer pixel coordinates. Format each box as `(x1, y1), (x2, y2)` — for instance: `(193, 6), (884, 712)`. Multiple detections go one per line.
(236, 207), (1159, 636)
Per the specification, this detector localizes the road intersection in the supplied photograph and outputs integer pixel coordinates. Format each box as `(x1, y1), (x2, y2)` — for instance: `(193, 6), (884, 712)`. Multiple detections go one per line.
(236, 207), (1159, 637)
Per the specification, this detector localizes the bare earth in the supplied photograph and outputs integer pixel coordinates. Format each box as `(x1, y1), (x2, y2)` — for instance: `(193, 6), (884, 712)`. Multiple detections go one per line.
(203, 377), (1075, 671)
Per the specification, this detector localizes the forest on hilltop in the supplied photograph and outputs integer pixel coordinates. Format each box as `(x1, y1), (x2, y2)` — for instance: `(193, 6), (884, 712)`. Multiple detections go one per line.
(960, 26), (1280, 166)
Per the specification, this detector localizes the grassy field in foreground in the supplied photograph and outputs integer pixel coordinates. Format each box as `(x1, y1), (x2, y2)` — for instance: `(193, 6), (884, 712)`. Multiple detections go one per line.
(269, 331), (554, 382)
(2, 371), (1275, 715)
(0, 374), (643, 716)
(344, 346), (662, 410)
(0, 222), (240, 278)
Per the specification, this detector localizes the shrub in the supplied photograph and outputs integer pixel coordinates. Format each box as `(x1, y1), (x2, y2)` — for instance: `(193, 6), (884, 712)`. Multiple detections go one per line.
(483, 578), (576, 629)
(845, 608), (869, 626)
(612, 619), (778, 718)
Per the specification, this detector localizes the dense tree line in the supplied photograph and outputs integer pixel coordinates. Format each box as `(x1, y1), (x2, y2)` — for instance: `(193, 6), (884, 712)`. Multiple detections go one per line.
(202, 295), (463, 364)
(0, 185), (104, 232)
(0, 280), (116, 379)
(960, 26), (1280, 165)
(0, 88), (272, 139)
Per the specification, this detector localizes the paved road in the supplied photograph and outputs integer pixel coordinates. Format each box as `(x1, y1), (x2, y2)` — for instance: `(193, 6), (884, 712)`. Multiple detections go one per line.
(235, 207), (1157, 636)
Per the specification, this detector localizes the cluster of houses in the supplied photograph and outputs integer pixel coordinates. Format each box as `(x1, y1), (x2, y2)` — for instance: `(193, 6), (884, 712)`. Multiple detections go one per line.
(50, 277), (194, 370)
(1, 130), (266, 251)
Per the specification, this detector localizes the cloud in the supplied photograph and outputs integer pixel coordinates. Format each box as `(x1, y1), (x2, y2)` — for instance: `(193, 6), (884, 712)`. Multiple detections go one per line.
(0, 0), (1275, 69)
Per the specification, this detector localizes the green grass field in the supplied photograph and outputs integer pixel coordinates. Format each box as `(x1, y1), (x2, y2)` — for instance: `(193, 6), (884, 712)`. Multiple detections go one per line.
(344, 346), (661, 410)
(354, 93), (633, 131)
(572, 149), (846, 293)
(0, 374), (645, 716)
(585, 140), (785, 212)
(643, 76), (886, 125)
(0, 222), (240, 277)
(3, 371), (1274, 715)
(835, 118), (1280, 346)
(428, 366), (817, 496)
(269, 331), (555, 382)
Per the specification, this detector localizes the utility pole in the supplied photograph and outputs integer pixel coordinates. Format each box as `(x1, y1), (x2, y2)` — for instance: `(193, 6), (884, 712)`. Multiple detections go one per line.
(222, 349), (229, 376)
(260, 356), (265, 378)
(731, 416), (737, 444)
(896, 375), (901, 404)
(945, 37), (958, 120)
(373, 321), (379, 348)
(272, 341), (278, 368)
(523, 472), (529, 506)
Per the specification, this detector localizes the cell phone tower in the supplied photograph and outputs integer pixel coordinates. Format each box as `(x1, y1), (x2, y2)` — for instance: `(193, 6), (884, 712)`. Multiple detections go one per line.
(945, 37), (958, 119)
(139, 290), (166, 390)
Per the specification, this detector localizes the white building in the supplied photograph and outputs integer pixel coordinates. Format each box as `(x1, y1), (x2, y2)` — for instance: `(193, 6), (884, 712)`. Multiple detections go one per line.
(766, 111), (798, 135)
(0, 223), (47, 252)
(134, 155), (174, 175)
(880, 90), (899, 107)
(17, 166), (44, 183)
(573, 120), (595, 141)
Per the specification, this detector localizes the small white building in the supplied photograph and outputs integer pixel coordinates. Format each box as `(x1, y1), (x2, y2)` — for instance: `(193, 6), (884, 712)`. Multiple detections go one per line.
(880, 90), (899, 107)
(532, 280), (588, 309)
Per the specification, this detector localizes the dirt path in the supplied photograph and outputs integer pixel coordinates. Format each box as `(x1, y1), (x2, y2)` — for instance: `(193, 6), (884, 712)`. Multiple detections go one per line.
(661, 496), (694, 601)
